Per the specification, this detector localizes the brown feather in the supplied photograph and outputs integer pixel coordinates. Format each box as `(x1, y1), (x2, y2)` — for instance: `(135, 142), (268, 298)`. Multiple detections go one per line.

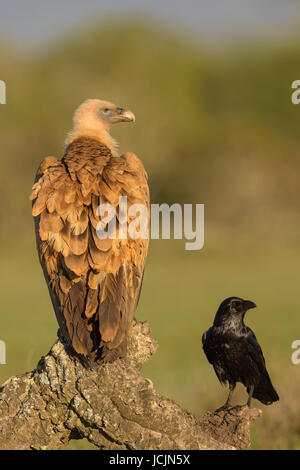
(31, 135), (149, 362)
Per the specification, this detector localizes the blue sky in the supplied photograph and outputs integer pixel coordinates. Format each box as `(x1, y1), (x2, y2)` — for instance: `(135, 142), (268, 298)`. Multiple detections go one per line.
(0, 0), (300, 48)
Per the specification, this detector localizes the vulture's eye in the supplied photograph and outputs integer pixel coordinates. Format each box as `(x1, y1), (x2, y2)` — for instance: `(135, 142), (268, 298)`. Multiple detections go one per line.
(100, 108), (112, 119)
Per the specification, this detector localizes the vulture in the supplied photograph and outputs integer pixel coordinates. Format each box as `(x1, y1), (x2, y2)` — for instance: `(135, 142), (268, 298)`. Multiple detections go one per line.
(30, 99), (149, 364)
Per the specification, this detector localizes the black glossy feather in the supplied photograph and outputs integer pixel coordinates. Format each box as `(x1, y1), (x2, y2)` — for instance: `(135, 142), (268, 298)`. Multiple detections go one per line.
(202, 297), (279, 408)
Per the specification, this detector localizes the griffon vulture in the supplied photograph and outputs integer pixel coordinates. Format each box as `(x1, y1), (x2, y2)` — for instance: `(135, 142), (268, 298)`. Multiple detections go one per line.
(30, 99), (149, 363)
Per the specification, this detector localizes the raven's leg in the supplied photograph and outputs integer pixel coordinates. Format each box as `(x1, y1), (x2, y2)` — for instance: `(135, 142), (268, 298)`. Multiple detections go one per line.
(224, 382), (235, 407)
(247, 385), (254, 407)
(216, 383), (235, 412)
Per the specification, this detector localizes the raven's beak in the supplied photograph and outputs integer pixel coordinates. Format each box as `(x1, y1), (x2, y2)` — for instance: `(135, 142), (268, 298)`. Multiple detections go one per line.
(113, 107), (135, 123)
(243, 300), (257, 311)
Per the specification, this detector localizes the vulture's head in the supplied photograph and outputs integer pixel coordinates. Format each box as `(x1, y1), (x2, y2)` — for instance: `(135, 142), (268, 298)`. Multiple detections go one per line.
(65, 99), (135, 152)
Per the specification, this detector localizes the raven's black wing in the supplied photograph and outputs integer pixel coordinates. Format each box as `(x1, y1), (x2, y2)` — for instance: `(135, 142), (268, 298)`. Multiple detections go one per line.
(202, 327), (227, 384)
(244, 327), (266, 372)
(202, 328), (214, 364)
(244, 327), (279, 404)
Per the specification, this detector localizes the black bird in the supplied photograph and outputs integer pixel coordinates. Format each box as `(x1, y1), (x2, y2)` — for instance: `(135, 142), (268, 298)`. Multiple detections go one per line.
(202, 297), (279, 411)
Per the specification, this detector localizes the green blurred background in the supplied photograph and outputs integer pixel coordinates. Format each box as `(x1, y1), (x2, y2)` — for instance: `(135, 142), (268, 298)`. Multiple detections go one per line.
(1, 1), (300, 450)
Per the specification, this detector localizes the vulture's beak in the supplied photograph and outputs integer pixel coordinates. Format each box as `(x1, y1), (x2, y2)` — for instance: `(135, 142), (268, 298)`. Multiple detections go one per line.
(113, 107), (135, 123)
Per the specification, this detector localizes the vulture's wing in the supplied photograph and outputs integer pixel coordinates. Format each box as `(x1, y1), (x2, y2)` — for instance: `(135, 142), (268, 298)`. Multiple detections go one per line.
(30, 141), (149, 362)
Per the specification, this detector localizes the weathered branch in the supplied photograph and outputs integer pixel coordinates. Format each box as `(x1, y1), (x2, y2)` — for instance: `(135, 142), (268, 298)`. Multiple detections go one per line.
(0, 321), (261, 450)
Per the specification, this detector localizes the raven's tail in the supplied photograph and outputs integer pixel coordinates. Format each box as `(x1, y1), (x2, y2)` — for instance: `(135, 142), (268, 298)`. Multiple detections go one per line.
(250, 372), (279, 405)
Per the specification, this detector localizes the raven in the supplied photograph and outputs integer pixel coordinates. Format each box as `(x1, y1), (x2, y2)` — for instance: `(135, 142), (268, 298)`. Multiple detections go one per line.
(202, 297), (279, 410)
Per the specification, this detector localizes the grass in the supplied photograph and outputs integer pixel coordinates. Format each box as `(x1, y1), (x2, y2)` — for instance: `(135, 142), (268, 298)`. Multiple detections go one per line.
(0, 236), (299, 449)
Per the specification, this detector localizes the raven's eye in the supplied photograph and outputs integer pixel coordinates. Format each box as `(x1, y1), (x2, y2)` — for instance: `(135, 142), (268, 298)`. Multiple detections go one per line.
(232, 300), (242, 309)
